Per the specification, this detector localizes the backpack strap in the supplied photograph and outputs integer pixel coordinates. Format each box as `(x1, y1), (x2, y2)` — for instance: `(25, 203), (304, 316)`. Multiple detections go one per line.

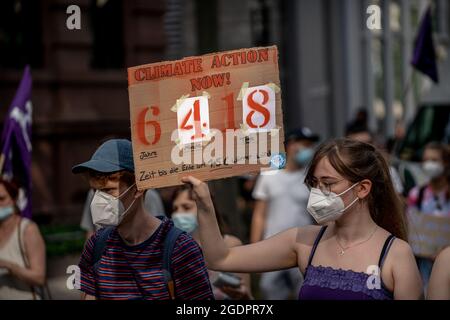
(91, 224), (183, 299)
(92, 227), (115, 272)
(162, 226), (184, 300)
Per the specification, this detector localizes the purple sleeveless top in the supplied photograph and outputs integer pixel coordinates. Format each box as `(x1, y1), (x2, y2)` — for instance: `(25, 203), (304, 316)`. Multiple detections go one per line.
(298, 226), (395, 300)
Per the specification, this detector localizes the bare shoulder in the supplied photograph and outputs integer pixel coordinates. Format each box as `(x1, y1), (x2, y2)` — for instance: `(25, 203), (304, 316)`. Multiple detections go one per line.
(388, 237), (415, 261)
(290, 225), (324, 272)
(223, 234), (243, 248)
(294, 225), (323, 246)
(373, 227), (412, 257)
(21, 219), (45, 255)
(22, 218), (41, 236)
(428, 246), (450, 299)
(391, 237), (412, 252)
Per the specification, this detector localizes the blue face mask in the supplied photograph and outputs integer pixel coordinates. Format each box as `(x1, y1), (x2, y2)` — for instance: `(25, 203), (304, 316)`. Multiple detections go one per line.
(172, 212), (198, 234)
(0, 206), (14, 221)
(295, 148), (314, 167)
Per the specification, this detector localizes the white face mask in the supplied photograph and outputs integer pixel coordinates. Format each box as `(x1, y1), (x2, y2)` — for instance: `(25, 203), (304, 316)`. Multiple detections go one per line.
(422, 160), (444, 179)
(172, 212), (198, 234)
(90, 183), (137, 228)
(306, 182), (360, 225)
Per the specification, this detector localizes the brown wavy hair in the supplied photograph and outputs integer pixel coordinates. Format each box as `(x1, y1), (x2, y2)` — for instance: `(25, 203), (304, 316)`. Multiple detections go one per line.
(305, 138), (408, 241)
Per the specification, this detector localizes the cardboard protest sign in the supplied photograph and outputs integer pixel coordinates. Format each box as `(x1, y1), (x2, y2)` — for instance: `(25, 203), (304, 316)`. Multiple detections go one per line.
(127, 46), (285, 190)
(408, 210), (450, 258)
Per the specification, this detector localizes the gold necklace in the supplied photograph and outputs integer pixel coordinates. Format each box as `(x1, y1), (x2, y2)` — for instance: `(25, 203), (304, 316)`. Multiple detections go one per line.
(335, 226), (378, 256)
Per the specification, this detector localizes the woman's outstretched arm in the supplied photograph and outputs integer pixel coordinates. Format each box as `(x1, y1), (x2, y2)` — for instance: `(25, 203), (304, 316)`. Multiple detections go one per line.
(181, 175), (298, 274)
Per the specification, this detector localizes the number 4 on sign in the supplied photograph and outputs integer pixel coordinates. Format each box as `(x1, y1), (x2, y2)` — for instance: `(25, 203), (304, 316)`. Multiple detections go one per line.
(177, 96), (210, 144)
(242, 85), (276, 132)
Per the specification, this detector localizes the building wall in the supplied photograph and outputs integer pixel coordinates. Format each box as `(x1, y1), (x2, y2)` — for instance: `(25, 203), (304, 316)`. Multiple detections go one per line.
(0, 0), (167, 224)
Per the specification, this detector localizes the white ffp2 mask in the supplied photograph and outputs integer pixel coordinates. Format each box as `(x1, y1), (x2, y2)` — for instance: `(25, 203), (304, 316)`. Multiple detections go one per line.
(90, 183), (136, 228)
(306, 182), (360, 225)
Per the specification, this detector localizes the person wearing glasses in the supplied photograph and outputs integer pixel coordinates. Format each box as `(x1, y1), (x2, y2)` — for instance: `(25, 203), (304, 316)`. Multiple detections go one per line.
(182, 139), (423, 300)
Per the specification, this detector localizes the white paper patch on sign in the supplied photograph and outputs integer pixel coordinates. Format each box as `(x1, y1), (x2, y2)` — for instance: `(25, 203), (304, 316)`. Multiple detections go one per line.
(177, 96), (210, 144)
(242, 85), (276, 133)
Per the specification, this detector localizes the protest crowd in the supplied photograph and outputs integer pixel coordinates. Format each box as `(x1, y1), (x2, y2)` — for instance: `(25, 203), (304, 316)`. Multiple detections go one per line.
(1, 120), (449, 300)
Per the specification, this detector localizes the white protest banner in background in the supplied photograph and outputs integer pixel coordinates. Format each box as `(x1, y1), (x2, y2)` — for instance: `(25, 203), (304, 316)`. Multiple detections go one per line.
(408, 210), (450, 258)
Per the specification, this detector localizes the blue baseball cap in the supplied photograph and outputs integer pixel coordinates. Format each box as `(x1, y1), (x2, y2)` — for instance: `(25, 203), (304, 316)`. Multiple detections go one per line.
(72, 139), (135, 174)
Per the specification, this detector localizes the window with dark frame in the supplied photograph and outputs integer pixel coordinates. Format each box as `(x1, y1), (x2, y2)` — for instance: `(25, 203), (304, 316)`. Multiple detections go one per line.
(90, 0), (125, 69)
(0, 0), (43, 69)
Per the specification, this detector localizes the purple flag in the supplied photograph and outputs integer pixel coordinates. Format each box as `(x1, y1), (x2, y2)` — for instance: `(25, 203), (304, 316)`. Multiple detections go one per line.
(0, 65), (33, 218)
(411, 6), (439, 83)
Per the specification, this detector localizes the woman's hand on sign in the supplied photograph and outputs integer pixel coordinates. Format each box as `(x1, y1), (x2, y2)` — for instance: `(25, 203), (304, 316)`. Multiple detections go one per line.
(181, 176), (215, 214)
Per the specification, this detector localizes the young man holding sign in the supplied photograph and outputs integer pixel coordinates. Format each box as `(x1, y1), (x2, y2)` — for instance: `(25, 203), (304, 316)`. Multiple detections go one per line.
(72, 139), (213, 300)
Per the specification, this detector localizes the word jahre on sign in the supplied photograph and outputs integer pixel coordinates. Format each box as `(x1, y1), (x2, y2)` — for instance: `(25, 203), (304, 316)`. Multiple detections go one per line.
(408, 210), (450, 258)
(128, 46), (285, 190)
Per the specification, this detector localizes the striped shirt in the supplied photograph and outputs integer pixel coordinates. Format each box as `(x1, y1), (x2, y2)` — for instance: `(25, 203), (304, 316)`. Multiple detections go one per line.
(78, 218), (214, 300)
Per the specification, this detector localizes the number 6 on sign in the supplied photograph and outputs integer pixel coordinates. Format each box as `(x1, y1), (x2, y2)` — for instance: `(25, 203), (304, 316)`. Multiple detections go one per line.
(177, 96), (210, 144)
(242, 85), (276, 132)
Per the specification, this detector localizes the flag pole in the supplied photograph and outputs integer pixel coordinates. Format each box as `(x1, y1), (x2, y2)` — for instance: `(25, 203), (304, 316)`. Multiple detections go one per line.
(0, 123), (13, 175)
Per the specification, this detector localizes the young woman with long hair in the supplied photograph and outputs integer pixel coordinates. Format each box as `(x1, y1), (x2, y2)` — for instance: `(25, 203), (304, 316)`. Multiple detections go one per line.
(182, 138), (423, 300)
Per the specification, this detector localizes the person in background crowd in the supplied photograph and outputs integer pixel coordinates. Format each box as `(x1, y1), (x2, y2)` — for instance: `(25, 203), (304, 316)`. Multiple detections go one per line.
(345, 123), (404, 195)
(169, 185), (253, 300)
(427, 246), (450, 300)
(345, 108), (368, 133)
(72, 139), (213, 300)
(185, 138), (423, 300)
(407, 142), (450, 289)
(345, 122), (372, 146)
(0, 179), (46, 300)
(250, 127), (319, 299)
(80, 188), (166, 239)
